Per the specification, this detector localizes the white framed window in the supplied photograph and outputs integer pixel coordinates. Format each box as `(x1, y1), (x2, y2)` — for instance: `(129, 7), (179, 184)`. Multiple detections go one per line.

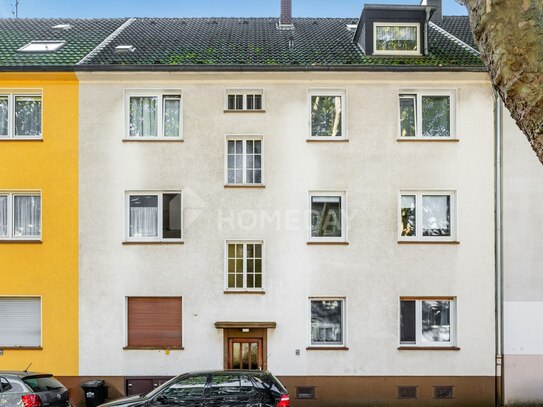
(225, 241), (264, 292)
(310, 298), (346, 347)
(399, 90), (455, 138)
(400, 297), (456, 347)
(308, 89), (346, 139)
(225, 136), (263, 185)
(373, 23), (420, 55)
(0, 93), (42, 139)
(0, 297), (41, 348)
(225, 89), (264, 111)
(308, 191), (347, 243)
(125, 90), (182, 139)
(399, 191), (456, 242)
(125, 191), (182, 242)
(0, 192), (41, 240)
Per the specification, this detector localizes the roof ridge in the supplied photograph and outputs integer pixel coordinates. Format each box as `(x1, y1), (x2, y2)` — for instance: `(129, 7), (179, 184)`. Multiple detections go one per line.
(429, 20), (479, 56)
(76, 17), (135, 65)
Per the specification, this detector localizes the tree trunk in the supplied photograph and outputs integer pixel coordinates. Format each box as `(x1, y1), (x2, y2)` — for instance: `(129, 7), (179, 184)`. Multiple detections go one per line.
(462, 0), (543, 164)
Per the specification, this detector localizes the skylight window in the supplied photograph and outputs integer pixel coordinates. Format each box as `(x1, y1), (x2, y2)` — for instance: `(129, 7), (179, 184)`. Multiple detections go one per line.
(51, 24), (72, 30)
(18, 41), (66, 53)
(115, 45), (136, 53)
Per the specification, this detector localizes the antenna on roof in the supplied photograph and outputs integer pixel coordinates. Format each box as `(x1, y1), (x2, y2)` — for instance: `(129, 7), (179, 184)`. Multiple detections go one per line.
(12, 0), (20, 18)
(23, 362), (32, 372)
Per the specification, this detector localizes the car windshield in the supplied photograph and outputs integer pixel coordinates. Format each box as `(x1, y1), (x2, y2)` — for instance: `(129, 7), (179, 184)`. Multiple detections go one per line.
(22, 376), (64, 392)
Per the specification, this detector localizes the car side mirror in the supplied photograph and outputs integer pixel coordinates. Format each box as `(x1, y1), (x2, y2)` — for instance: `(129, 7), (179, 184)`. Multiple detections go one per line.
(155, 394), (168, 404)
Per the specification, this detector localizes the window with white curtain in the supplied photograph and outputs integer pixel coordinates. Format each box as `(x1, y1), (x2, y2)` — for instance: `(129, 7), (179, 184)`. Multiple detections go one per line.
(0, 297), (41, 348)
(399, 191), (456, 242)
(310, 298), (345, 347)
(225, 137), (263, 185)
(126, 191), (182, 242)
(0, 94), (42, 139)
(126, 91), (182, 139)
(0, 192), (41, 240)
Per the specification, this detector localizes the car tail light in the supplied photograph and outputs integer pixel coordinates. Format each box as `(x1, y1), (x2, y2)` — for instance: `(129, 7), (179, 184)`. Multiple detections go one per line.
(21, 394), (43, 407)
(277, 394), (290, 407)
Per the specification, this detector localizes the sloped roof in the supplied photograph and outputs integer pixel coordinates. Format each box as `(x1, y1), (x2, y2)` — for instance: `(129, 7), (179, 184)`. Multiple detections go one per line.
(81, 17), (482, 69)
(434, 15), (477, 49)
(0, 18), (127, 67)
(0, 15), (483, 71)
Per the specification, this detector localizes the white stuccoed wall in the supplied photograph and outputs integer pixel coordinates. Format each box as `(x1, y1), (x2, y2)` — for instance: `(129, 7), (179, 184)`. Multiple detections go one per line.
(503, 110), (543, 403)
(78, 71), (495, 378)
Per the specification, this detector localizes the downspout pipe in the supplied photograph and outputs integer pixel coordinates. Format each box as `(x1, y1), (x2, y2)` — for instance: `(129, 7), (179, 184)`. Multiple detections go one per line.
(494, 91), (504, 407)
(424, 7), (431, 56)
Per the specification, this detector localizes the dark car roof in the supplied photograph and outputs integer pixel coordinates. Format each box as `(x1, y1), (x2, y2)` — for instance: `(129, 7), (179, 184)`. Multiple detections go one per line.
(0, 371), (52, 378)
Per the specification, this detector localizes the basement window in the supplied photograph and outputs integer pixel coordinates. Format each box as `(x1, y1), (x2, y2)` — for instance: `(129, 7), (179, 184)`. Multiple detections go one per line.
(18, 40), (65, 53)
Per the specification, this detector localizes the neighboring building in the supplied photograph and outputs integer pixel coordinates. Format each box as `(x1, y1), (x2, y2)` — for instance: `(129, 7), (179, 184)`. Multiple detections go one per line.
(3, 0), (540, 406)
(0, 17), (128, 389)
(503, 112), (543, 403)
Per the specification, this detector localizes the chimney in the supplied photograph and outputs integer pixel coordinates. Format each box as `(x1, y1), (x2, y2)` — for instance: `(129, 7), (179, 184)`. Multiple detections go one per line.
(421, 0), (442, 23)
(280, 0), (292, 27)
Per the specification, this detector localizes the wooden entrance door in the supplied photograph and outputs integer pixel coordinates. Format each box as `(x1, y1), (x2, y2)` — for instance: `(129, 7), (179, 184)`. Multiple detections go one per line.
(228, 338), (263, 370)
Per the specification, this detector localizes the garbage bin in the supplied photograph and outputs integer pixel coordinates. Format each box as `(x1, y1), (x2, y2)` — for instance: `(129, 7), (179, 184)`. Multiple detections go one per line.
(81, 380), (107, 407)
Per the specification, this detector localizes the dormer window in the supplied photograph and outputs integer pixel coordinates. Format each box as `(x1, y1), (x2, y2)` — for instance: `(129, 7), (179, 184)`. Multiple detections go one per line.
(373, 23), (420, 55)
(18, 41), (65, 53)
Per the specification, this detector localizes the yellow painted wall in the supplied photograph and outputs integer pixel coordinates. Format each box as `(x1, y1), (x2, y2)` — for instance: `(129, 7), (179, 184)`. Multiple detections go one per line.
(0, 73), (78, 376)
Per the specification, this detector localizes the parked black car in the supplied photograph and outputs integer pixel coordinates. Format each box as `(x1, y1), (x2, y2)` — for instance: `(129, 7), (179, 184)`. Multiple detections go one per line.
(99, 370), (289, 407)
(0, 371), (71, 407)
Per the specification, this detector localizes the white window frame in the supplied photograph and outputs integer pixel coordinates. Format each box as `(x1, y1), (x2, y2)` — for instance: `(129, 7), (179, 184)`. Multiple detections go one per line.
(398, 297), (457, 347)
(373, 22), (421, 56)
(398, 89), (456, 139)
(224, 88), (264, 111)
(398, 190), (457, 242)
(0, 191), (42, 241)
(308, 89), (347, 140)
(308, 190), (347, 243)
(124, 190), (183, 242)
(309, 297), (347, 348)
(224, 240), (265, 292)
(0, 92), (43, 140)
(18, 40), (66, 53)
(124, 89), (183, 140)
(0, 296), (42, 348)
(224, 135), (264, 186)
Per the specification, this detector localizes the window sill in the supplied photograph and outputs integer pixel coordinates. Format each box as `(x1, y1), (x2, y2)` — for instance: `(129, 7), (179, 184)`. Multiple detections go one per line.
(398, 240), (459, 245)
(0, 137), (43, 142)
(224, 290), (265, 295)
(306, 138), (349, 142)
(122, 138), (184, 142)
(307, 241), (349, 245)
(0, 346), (42, 350)
(224, 184), (265, 189)
(306, 346), (349, 351)
(224, 110), (266, 113)
(0, 239), (42, 244)
(123, 346), (184, 350)
(397, 138), (459, 142)
(123, 241), (184, 245)
(398, 346), (460, 351)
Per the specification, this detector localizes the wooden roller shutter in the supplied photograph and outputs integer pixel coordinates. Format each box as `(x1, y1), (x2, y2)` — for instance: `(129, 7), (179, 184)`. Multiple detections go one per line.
(127, 297), (182, 348)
